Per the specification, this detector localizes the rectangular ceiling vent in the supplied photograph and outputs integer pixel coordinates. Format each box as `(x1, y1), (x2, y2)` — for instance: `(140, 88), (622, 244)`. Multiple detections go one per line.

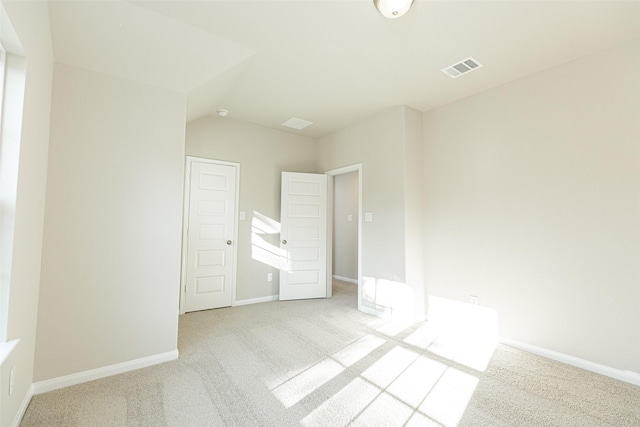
(282, 117), (314, 131)
(441, 57), (483, 79)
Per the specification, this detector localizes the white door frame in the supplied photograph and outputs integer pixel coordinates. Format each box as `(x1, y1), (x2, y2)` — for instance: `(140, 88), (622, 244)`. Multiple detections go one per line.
(180, 156), (240, 315)
(325, 164), (362, 310)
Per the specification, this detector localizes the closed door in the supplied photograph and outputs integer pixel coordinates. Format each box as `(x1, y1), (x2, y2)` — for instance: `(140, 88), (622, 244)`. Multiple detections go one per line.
(184, 159), (238, 312)
(279, 172), (328, 300)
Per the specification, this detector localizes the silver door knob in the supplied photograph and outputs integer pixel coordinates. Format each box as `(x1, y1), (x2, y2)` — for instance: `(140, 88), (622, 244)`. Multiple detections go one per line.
(227, 240), (232, 245)
(282, 240), (287, 245)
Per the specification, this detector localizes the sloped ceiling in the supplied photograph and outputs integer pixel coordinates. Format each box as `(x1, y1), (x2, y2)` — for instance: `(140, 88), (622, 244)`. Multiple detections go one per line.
(48, 0), (640, 138)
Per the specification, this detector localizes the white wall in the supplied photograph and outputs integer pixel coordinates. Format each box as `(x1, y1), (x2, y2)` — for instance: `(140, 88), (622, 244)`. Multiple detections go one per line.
(0, 2), (53, 426)
(34, 63), (185, 382)
(319, 107), (406, 282)
(333, 171), (358, 281)
(402, 108), (425, 317)
(185, 117), (318, 301)
(423, 38), (640, 373)
(318, 105), (425, 319)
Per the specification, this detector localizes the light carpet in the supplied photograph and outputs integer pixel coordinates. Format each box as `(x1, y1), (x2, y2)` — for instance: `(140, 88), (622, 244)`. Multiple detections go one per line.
(21, 281), (640, 426)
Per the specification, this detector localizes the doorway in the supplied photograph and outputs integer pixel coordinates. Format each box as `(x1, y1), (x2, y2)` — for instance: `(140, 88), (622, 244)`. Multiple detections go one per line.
(326, 164), (362, 310)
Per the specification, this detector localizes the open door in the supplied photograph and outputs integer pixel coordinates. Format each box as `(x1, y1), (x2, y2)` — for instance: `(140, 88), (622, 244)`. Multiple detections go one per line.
(279, 172), (328, 300)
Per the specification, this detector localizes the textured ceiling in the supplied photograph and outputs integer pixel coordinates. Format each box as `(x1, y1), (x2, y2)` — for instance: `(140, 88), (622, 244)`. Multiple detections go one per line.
(47, 0), (640, 137)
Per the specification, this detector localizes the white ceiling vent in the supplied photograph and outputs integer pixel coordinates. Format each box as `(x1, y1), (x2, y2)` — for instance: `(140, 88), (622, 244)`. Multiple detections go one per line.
(282, 117), (314, 130)
(441, 57), (483, 79)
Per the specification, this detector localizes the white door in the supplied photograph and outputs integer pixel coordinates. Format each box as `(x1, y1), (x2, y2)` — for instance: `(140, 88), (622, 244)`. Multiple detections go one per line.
(279, 172), (328, 300)
(184, 159), (238, 312)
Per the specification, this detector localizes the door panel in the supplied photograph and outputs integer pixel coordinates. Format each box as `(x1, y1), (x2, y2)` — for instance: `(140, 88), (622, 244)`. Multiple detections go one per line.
(185, 160), (237, 312)
(280, 172), (328, 301)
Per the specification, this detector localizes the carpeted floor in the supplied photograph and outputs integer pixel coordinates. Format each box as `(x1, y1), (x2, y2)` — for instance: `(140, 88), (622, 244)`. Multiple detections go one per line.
(21, 280), (640, 426)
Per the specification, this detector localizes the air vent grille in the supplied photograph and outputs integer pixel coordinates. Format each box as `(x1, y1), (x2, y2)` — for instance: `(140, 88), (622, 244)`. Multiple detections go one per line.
(442, 57), (483, 79)
(282, 117), (314, 130)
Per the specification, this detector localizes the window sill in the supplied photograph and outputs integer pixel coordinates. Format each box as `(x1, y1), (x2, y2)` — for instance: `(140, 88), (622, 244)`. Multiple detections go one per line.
(0, 339), (19, 366)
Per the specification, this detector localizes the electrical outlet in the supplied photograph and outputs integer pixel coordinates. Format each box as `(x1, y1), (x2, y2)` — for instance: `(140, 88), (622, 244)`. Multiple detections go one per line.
(267, 273), (273, 282)
(9, 366), (15, 396)
(470, 295), (479, 305)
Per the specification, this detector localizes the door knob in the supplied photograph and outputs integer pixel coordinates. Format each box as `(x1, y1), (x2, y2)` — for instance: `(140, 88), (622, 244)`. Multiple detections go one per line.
(282, 240), (287, 245)
(227, 240), (232, 245)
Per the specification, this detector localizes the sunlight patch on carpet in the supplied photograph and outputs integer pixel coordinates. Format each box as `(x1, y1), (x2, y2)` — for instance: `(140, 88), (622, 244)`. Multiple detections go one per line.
(351, 392), (414, 426)
(272, 358), (344, 408)
(361, 346), (418, 388)
(376, 318), (416, 337)
(403, 296), (499, 372)
(387, 356), (447, 408)
(406, 411), (443, 426)
(267, 333), (385, 392)
(300, 378), (380, 426)
(332, 334), (385, 368)
(419, 367), (479, 426)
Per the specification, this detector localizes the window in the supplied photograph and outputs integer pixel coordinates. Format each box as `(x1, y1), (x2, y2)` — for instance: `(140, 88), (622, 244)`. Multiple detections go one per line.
(0, 8), (28, 353)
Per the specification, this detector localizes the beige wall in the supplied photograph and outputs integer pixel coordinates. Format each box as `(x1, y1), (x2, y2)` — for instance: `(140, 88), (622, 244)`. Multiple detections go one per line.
(423, 38), (640, 373)
(333, 171), (358, 281)
(319, 107), (407, 283)
(34, 63), (186, 381)
(318, 105), (425, 318)
(0, 1), (53, 426)
(185, 117), (318, 301)
(402, 108), (425, 317)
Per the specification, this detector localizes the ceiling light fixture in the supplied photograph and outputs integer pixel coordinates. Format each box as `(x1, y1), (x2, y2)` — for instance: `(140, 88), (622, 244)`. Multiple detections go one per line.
(217, 109), (229, 117)
(373, 0), (414, 19)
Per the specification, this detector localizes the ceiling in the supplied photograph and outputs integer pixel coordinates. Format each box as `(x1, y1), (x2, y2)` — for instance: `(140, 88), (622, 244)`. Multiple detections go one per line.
(47, 0), (640, 138)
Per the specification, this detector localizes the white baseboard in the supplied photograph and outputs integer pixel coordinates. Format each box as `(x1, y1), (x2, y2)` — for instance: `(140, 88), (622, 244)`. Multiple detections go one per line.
(500, 338), (640, 387)
(11, 383), (33, 427)
(32, 349), (179, 395)
(333, 275), (358, 285)
(234, 295), (279, 306)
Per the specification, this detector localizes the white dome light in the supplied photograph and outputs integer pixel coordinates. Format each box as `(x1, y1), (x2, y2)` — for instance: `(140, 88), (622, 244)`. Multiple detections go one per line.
(373, 0), (414, 19)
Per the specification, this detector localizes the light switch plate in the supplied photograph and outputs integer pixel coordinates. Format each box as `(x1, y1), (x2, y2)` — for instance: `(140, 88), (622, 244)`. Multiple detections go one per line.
(240, 211), (246, 220)
(365, 212), (373, 222)
(347, 214), (353, 222)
